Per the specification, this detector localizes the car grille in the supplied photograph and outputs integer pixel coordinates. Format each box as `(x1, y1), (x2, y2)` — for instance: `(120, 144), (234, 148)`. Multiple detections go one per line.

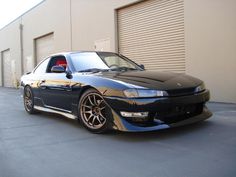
(167, 87), (196, 96)
(123, 103), (204, 126)
(155, 103), (204, 124)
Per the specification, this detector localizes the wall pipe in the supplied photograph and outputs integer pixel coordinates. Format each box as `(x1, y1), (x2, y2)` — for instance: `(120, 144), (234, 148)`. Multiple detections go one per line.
(19, 20), (24, 75)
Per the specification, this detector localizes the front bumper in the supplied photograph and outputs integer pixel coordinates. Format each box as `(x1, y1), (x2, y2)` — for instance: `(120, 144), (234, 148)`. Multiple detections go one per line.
(111, 106), (212, 132)
(104, 90), (212, 132)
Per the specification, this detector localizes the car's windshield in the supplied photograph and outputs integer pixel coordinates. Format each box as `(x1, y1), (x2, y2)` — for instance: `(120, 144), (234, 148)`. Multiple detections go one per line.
(70, 52), (142, 72)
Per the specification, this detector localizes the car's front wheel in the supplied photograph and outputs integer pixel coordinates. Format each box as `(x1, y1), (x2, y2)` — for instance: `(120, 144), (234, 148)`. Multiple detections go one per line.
(24, 86), (36, 114)
(78, 89), (112, 133)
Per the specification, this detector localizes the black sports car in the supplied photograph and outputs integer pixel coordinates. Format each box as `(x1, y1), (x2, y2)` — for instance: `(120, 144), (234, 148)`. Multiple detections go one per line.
(20, 51), (212, 133)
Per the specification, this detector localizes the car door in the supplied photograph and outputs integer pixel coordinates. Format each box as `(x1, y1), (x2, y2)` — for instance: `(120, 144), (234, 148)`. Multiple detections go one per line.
(32, 57), (50, 100)
(39, 56), (73, 111)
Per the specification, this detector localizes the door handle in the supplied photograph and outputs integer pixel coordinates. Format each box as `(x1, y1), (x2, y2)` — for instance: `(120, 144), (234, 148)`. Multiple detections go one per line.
(40, 80), (46, 84)
(39, 80), (47, 89)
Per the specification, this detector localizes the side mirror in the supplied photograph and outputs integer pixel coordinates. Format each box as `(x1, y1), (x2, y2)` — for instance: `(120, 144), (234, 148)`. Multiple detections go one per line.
(51, 65), (65, 73)
(140, 64), (145, 70)
(66, 70), (73, 79)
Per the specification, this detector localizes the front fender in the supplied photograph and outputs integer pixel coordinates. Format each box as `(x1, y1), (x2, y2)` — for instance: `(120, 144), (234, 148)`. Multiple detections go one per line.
(71, 74), (131, 97)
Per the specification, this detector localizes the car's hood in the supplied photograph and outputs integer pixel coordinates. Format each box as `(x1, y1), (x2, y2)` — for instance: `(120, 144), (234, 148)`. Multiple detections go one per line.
(97, 70), (202, 91)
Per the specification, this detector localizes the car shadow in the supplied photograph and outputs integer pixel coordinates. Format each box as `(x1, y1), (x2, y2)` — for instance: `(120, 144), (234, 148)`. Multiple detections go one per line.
(30, 111), (83, 129)
(30, 110), (214, 141)
(103, 120), (214, 142)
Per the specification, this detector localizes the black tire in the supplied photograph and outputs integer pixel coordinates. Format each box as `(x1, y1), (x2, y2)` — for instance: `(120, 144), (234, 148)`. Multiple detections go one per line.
(24, 86), (37, 114)
(78, 88), (112, 133)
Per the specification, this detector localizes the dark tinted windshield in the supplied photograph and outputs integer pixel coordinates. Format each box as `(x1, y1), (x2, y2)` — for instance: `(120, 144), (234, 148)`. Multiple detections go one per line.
(70, 52), (141, 72)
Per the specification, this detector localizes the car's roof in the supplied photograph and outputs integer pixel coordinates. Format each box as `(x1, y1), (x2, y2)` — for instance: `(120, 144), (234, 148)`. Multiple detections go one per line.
(50, 51), (117, 57)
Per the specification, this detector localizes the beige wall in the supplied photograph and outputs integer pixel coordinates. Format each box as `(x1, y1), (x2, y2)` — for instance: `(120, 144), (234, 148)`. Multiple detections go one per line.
(0, 0), (236, 103)
(71, 0), (138, 52)
(0, 0), (138, 77)
(184, 0), (236, 103)
(21, 0), (71, 72)
(0, 19), (22, 85)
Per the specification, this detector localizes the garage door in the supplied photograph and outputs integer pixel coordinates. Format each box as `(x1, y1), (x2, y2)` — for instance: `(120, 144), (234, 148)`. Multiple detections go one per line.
(2, 49), (15, 87)
(35, 33), (54, 64)
(117, 0), (185, 72)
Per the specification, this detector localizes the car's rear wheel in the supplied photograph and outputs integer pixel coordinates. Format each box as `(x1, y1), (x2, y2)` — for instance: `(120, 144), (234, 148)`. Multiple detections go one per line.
(78, 89), (112, 133)
(24, 86), (36, 114)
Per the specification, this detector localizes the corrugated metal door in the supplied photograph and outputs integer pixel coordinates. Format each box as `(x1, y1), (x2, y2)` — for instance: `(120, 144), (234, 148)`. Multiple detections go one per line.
(2, 49), (14, 87)
(117, 0), (185, 72)
(35, 33), (54, 64)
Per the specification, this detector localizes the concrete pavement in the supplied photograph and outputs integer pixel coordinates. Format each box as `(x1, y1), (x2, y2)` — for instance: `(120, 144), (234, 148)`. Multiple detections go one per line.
(0, 87), (236, 177)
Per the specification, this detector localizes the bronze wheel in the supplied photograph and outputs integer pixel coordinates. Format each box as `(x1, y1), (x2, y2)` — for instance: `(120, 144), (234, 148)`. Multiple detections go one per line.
(79, 89), (111, 133)
(24, 86), (36, 114)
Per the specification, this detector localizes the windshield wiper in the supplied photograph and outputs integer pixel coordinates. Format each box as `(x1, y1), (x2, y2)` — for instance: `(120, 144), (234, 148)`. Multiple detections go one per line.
(110, 67), (138, 71)
(78, 67), (138, 73)
(78, 68), (109, 73)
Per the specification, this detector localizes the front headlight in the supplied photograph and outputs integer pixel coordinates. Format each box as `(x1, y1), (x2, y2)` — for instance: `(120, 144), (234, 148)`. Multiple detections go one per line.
(195, 82), (205, 93)
(123, 89), (168, 98)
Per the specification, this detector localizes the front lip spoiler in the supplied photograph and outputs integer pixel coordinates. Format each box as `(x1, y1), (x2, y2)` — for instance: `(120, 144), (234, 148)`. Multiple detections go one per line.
(112, 107), (212, 132)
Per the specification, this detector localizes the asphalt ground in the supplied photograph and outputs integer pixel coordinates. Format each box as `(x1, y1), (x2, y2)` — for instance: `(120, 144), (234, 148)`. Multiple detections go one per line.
(0, 87), (235, 177)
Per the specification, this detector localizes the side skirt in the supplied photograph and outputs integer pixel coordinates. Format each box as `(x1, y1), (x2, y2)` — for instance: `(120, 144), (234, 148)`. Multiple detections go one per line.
(34, 105), (77, 120)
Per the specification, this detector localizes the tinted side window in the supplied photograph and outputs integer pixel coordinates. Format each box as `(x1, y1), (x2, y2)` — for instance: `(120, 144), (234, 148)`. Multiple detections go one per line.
(47, 56), (67, 73)
(34, 58), (50, 74)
